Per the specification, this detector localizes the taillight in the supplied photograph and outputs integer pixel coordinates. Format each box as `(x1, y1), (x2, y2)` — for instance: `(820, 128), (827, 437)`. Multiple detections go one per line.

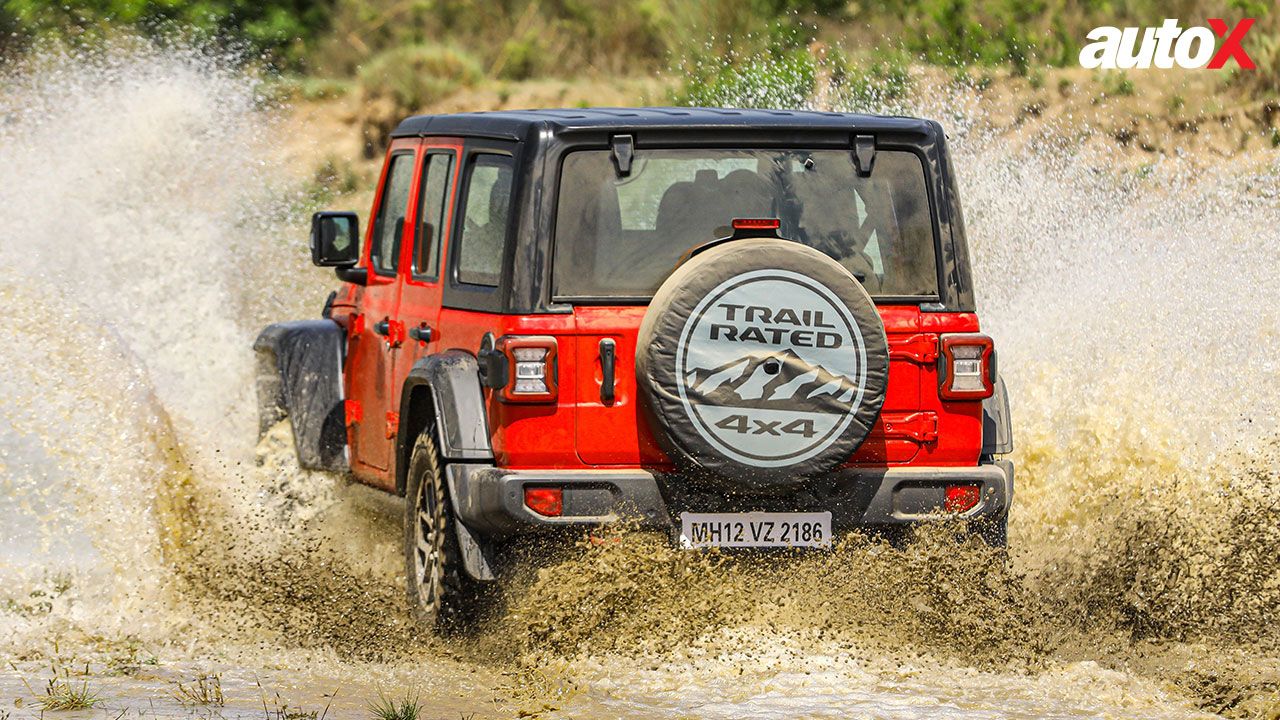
(938, 333), (995, 400)
(731, 217), (781, 231)
(524, 486), (563, 516)
(496, 335), (558, 403)
(944, 484), (981, 513)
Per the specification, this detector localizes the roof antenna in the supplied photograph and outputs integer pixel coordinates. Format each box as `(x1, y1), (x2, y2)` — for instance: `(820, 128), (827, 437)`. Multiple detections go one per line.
(853, 134), (876, 177)
(611, 134), (634, 176)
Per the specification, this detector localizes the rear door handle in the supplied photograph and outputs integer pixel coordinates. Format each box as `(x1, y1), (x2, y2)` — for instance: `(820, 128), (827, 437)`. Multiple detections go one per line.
(598, 338), (616, 405)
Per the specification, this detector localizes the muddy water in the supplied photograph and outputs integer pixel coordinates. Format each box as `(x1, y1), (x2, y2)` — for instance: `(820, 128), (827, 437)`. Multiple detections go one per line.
(1, 43), (1279, 719)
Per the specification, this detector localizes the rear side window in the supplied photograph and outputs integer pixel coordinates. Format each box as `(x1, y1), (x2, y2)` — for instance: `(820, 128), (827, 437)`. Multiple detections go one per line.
(413, 152), (454, 281)
(455, 154), (514, 287)
(553, 149), (939, 299)
(370, 152), (415, 275)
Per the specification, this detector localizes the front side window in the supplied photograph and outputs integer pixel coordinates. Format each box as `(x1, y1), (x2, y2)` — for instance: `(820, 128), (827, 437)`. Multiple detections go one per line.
(371, 153), (415, 275)
(413, 152), (454, 280)
(455, 154), (514, 287)
(553, 148), (939, 299)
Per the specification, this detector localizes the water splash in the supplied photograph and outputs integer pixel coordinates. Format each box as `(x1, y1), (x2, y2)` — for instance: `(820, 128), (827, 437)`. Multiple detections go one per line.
(0, 41), (364, 654)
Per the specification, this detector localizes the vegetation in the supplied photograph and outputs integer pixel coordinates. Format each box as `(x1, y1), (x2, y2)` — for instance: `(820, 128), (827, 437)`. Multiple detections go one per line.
(1, 0), (333, 64)
(358, 43), (481, 114)
(0, 0), (1276, 101)
(1099, 71), (1136, 98)
(38, 676), (100, 711)
(13, 654), (102, 712)
(256, 680), (336, 720)
(367, 689), (422, 720)
(7, 0), (1274, 74)
(674, 27), (823, 110)
(172, 673), (226, 707)
(674, 27), (914, 112)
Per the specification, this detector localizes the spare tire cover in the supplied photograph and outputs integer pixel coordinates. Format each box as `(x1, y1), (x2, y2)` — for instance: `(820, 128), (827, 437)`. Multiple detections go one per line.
(636, 239), (888, 489)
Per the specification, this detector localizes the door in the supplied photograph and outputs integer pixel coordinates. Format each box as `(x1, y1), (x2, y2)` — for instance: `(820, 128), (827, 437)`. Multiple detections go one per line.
(347, 141), (419, 477)
(394, 142), (462, 407)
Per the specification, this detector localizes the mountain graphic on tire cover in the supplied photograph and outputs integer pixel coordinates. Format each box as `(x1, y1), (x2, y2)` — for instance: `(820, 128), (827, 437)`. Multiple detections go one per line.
(684, 349), (859, 410)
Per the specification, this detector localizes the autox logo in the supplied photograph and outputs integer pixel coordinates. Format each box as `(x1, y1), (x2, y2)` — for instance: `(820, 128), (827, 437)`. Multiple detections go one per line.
(674, 269), (868, 468)
(1080, 18), (1256, 70)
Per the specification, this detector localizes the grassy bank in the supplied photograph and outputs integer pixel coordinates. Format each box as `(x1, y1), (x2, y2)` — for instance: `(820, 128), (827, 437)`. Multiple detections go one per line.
(4, 0), (1277, 85)
(4, 0), (1278, 169)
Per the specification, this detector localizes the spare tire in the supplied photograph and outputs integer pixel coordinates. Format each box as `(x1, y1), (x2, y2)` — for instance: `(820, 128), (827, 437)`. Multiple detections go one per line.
(636, 238), (888, 490)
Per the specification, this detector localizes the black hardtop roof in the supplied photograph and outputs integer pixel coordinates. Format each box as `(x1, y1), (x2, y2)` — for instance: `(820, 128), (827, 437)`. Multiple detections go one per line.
(390, 106), (936, 140)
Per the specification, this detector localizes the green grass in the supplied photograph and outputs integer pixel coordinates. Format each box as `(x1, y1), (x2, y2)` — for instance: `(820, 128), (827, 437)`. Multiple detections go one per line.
(1098, 71), (1135, 98)
(671, 24), (915, 113)
(38, 676), (99, 711)
(672, 26), (820, 109)
(12, 657), (101, 712)
(368, 689), (423, 720)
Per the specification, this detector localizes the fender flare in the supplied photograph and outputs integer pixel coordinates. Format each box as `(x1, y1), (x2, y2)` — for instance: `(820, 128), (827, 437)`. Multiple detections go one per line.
(396, 350), (493, 495)
(253, 319), (348, 472)
(982, 374), (1014, 456)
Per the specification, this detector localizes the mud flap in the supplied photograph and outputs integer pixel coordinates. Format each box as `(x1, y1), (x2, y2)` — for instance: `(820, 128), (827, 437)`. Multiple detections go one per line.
(445, 464), (497, 582)
(253, 320), (347, 472)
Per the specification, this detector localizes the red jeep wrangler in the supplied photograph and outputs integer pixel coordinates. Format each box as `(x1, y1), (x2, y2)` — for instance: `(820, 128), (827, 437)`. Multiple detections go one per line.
(255, 108), (1014, 627)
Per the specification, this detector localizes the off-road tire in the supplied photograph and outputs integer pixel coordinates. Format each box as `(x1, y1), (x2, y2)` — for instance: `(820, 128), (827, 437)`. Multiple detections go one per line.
(403, 429), (482, 630)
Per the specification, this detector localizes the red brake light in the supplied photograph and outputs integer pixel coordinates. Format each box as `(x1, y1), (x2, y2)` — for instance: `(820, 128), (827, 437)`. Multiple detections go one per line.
(731, 217), (781, 230)
(524, 487), (563, 517)
(496, 335), (558, 403)
(945, 484), (981, 514)
(939, 333), (995, 400)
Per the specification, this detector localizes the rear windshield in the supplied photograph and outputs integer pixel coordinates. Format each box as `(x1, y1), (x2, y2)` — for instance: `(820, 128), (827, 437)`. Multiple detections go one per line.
(553, 148), (939, 300)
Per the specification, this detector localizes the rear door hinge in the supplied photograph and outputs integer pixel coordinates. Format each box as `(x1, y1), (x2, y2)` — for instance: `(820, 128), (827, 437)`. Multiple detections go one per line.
(888, 333), (939, 364)
(875, 411), (939, 443)
(345, 399), (363, 426)
(853, 134), (876, 176)
(611, 134), (634, 176)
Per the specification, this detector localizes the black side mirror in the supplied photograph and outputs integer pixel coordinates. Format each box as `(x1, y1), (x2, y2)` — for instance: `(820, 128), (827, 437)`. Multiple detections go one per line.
(310, 211), (360, 268)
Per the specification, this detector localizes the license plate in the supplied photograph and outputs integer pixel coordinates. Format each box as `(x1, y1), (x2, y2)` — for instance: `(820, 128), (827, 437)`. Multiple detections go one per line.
(678, 512), (832, 549)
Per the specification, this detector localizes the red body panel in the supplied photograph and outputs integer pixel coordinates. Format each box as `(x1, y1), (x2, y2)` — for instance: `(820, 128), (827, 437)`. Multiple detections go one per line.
(573, 306), (670, 466)
(849, 307), (983, 468)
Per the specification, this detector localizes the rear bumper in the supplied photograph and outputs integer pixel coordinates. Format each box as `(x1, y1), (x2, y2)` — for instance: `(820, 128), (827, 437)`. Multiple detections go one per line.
(446, 460), (1013, 538)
